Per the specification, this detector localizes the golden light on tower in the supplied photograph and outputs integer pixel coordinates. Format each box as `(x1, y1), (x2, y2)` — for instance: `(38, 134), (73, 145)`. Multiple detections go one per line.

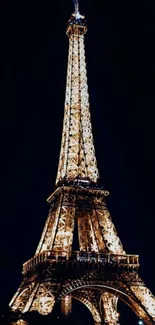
(61, 295), (72, 316)
(8, 1), (155, 324)
(56, 2), (99, 186)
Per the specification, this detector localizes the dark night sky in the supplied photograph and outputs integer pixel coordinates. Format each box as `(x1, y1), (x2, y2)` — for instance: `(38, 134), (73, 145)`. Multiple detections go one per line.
(0, 0), (155, 324)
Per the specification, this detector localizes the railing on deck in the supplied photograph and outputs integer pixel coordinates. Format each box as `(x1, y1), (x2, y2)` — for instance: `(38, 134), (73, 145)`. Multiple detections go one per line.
(22, 250), (139, 274)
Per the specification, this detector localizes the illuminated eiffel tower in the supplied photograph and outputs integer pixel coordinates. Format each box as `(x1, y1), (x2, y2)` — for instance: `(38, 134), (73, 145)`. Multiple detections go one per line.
(9, 1), (155, 324)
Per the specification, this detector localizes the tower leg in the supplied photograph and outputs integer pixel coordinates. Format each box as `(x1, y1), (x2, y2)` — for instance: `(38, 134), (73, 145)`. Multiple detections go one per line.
(101, 292), (119, 325)
(61, 294), (72, 316)
(10, 281), (56, 316)
(121, 272), (155, 323)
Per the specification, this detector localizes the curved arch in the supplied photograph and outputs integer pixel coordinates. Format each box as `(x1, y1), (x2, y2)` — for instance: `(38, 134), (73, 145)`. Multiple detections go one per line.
(72, 291), (101, 324)
(59, 281), (154, 325)
(10, 287), (31, 312)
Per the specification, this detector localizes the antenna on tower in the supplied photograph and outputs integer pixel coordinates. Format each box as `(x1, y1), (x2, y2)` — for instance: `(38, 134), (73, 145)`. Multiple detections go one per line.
(69, 0), (85, 28)
(73, 0), (80, 15)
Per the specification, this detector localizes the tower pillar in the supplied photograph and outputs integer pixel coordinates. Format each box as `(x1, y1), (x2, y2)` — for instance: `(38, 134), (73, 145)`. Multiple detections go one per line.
(61, 294), (72, 316)
(100, 293), (119, 325)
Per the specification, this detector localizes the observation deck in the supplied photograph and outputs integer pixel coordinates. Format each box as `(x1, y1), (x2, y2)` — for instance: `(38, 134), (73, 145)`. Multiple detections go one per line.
(22, 251), (139, 275)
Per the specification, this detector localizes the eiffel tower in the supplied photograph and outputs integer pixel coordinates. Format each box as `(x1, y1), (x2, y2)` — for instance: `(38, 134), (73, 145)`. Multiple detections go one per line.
(9, 1), (155, 324)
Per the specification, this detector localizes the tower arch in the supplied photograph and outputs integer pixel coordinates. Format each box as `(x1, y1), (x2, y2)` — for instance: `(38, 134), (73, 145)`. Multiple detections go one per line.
(59, 281), (155, 324)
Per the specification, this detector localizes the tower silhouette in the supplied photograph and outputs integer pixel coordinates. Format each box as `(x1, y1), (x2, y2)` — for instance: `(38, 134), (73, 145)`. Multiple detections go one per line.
(9, 2), (155, 324)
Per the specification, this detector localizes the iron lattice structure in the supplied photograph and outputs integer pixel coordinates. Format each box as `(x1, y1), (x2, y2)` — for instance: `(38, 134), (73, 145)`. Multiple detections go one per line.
(9, 3), (155, 325)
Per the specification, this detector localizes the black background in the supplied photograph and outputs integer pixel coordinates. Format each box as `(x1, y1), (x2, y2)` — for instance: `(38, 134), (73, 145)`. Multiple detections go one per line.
(0, 0), (155, 324)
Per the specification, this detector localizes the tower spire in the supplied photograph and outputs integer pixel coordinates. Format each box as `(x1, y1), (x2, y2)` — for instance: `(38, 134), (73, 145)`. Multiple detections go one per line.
(73, 0), (79, 15)
(56, 5), (99, 186)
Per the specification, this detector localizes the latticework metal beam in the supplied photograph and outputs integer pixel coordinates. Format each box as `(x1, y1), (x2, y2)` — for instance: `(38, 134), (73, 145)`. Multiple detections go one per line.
(8, 6), (155, 325)
(56, 14), (99, 185)
(61, 294), (72, 316)
(101, 292), (119, 324)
